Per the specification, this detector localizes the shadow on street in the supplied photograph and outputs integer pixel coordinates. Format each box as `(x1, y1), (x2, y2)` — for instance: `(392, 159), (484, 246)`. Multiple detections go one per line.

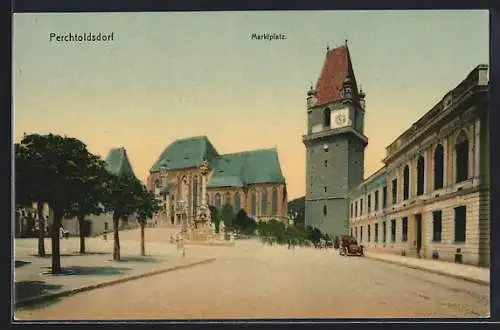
(15, 281), (63, 302)
(114, 256), (162, 263)
(15, 260), (32, 268)
(40, 265), (132, 276)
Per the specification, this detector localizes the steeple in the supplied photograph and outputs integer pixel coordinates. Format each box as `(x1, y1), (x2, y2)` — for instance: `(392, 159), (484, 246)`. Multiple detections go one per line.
(359, 85), (366, 110)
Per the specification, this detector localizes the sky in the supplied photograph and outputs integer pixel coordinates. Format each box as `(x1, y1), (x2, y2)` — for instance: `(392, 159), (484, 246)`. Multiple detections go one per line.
(13, 10), (489, 200)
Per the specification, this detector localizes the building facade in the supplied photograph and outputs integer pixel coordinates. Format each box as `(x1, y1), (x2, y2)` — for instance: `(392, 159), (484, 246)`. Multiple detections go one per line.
(302, 43), (368, 236)
(146, 136), (288, 226)
(348, 64), (490, 266)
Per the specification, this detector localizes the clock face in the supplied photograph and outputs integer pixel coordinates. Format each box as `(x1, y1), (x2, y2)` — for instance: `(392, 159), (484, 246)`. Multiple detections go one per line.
(335, 113), (347, 126)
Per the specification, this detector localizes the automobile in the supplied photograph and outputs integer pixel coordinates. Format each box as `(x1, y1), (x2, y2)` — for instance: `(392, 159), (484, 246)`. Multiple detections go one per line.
(339, 235), (364, 256)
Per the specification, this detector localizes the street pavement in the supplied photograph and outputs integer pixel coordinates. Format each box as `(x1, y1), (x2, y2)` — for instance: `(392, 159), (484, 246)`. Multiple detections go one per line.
(14, 228), (490, 320)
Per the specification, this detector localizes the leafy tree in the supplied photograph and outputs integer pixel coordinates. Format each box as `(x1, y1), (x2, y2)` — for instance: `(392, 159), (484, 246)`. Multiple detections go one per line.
(15, 142), (47, 256)
(220, 204), (235, 231)
(234, 209), (257, 235)
(135, 184), (162, 256)
(209, 205), (220, 232)
(103, 172), (142, 261)
(16, 133), (108, 274)
(66, 155), (110, 254)
(333, 235), (340, 249)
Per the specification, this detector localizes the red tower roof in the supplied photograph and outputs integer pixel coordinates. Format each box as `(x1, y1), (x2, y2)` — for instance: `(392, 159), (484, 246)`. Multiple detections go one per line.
(314, 45), (358, 107)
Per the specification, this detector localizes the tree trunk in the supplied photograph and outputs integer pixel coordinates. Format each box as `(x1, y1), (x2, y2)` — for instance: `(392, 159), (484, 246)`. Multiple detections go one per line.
(113, 213), (120, 261)
(51, 210), (62, 274)
(140, 220), (145, 256)
(78, 216), (86, 254)
(37, 202), (46, 257)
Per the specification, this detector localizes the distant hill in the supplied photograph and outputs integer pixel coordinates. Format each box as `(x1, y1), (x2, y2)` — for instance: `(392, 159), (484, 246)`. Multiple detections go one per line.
(288, 196), (305, 224)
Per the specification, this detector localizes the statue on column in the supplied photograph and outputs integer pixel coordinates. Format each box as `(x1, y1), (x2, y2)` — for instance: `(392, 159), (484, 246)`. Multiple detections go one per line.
(195, 159), (211, 230)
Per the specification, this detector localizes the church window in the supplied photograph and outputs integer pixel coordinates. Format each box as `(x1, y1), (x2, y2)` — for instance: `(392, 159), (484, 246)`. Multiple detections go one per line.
(261, 189), (268, 216)
(224, 191), (231, 206)
(251, 190), (257, 216)
(455, 131), (469, 183)
(234, 193), (241, 212)
(154, 179), (161, 189)
(417, 156), (425, 196)
(271, 187), (278, 216)
(403, 165), (410, 200)
(214, 193), (221, 210)
(434, 144), (444, 190)
(323, 108), (331, 127)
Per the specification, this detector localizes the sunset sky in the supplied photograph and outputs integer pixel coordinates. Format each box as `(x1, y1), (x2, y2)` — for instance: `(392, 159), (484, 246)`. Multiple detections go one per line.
(13, 10), (489, 199)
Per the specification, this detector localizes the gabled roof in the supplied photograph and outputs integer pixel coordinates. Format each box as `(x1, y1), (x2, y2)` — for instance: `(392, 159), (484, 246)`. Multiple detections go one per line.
(350, 167), (387, 197)
(104, 147), (136, 177)
(150, 136), (219, 172)
(207, 148), (286, 188)
(314, 44), (359, 107)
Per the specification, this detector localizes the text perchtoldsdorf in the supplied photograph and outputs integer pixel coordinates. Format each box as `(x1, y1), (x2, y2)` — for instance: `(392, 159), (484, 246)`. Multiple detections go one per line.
(250, 33), (286, 41)
(49, 32), (115, 43)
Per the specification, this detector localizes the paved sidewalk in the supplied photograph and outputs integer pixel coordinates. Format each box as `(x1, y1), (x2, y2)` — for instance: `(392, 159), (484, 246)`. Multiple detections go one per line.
(14, 237), (216, 309)
(364, 251), (490, 285)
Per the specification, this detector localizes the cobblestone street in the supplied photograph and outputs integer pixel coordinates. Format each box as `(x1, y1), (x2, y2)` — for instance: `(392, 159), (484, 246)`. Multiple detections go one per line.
(14, 229), (489, 320)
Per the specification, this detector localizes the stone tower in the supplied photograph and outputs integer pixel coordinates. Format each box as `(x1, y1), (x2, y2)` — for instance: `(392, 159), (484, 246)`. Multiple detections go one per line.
(302, 42), (368, 236)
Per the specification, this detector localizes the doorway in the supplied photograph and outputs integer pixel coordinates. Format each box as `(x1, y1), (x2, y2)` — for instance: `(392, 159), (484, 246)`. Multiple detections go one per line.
(415, 214), (422, 256)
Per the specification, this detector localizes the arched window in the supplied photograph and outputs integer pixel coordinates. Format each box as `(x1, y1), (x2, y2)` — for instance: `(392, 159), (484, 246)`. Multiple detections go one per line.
(403, 165), (410, 200)
(271, 187), (278, 216)
(323, 108), (331, 127)
(192, 176), (198, 216)
(455, 131), (469, 183)
(261, 189), (268, 216)
(154, 179), (161, 189)
(234, 193), (241, 212)
(251, 190), (257, 216)
(434, 144), (444, 190)
(224, 192), (231, 206)
(416, 156), (425, 196)
(214, 193), (221, 210)
(323, 205), (327, 216)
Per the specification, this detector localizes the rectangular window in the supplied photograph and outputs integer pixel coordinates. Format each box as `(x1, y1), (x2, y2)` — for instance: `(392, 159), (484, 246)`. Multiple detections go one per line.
(374, 190), (379, 211)
(382, 186), (387, 209)
(392, 179), (398, 204)
(454, 206), (466, 242)
(360, 198), (364, 215)
(383, 221), (387, 243)
(350, 203), (353, 218)
(433, 211), (442, 242)
(355, 227), (358, 240)
(368, 195), (371, 213)
(391, 219), (396, 243)
(324, 160), (328, 167)
(375, 223), (379, 242)
(368, 224), (371, 242)
(402, 217), (408, 242)
(355, 201), (358, 217)
(360, 226), (363, 242)
(324, 186), (327, 193)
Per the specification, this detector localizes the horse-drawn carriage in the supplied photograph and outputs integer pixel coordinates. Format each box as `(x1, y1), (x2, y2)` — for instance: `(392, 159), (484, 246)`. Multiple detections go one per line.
(339, 235), (364, 256)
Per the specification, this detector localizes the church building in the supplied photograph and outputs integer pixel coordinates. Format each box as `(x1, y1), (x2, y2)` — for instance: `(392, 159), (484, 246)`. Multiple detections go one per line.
(304, 42), (490, 266)
(146, 136), (288, 227)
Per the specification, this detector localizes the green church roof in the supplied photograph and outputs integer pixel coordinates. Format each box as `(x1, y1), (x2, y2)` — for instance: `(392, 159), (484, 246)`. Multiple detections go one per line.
(207, 148), (286, 188)
(150, 136), (219, 172)
(104, 147), (136, 177)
